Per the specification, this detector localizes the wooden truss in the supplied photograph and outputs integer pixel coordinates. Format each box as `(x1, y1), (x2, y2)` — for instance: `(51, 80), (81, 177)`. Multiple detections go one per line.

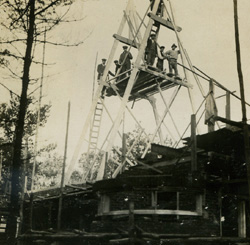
(63, 0), (195, 185)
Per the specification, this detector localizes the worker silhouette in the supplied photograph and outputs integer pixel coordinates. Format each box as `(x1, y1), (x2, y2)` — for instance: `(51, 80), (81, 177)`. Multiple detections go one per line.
(119, 46), (133, 79)
(164, 43), (181, 77)
(145, 33), (158, 66)
(97, 58), (106, 81)
(114, 60), (121, 75)
(97, 58), (115, 98)
(156, 46), (165, 71)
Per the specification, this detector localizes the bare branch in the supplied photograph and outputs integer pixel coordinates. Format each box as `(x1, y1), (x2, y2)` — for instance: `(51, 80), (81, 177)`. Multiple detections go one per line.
(0, 39), (27, 44)
(35, 5), (71, 35)
(0, 50), (24, 60)
(0, 82), (20, 97)
(10, 43), (23, 57)
(10, 0), (30, 30)
(2, 63), (22, 79)
(36, 16), (87, 24)
(36, 39), (84, 47)
(35, 0), (61, 17)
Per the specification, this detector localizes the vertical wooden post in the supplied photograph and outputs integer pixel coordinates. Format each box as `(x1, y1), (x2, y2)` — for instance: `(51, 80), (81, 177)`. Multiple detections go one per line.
(121, 133), (127, 173)
(208, 80), (215, 132)
(19, 140), (28, 235)
(57, 102), (71, 231)
(48, 202), (52, 229)
(0, 150), (3, 182)
(176, 192), (179, 220)
(129, 201), (135, 245)
(28, 193), (34, 231)
(148, 96), (164, 144)
(218, 188), (223, 237)
(233, 0), (250, 209)
(238, 201), (246, 238)
(191, 114), (197, 171)
(225, 92), (231, 128)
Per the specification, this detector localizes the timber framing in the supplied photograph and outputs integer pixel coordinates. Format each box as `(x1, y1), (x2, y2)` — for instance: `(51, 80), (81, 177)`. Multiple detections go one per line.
(16, 1), (250, 244)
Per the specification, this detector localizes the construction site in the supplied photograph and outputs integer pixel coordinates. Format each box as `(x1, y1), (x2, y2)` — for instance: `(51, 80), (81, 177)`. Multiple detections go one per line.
(1, 0), (250, 244)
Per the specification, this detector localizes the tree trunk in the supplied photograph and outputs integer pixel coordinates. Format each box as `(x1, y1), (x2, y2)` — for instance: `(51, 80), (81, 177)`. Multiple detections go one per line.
(6, 1), (35, 244)
(233, 0), (250, 208)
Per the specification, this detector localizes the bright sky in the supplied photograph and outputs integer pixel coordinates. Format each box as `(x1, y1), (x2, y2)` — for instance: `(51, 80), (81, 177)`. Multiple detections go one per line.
(1, 0), (250, 165)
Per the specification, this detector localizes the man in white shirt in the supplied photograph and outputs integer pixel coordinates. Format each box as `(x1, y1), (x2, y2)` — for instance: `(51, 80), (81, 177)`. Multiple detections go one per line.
(164, 44), (180, 76)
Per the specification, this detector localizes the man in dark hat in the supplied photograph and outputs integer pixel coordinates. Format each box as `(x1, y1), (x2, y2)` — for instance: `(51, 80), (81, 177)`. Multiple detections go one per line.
(145, 33), (158, 66)
(114, 60), (121, 75)
(119, 46), (133, 77)
(97, 58), (107, 81)
(164, 43), (181, 76)
(156, 46), (165, 71)
(97, 58), (115, 98)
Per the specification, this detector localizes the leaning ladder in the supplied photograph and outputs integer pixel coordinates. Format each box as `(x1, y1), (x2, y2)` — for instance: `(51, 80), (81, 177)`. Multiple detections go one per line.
(87, 100), (104, 155)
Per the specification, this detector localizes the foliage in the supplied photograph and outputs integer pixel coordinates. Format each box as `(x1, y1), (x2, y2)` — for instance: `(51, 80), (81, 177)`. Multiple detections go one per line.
(0, 0), (81, 243)
(76, 125), (174, 181)
(32, 143), (63, 189)
(0, 95), (51, 142)
(0, 97), (51, 193)
(0, 0), (79, 82)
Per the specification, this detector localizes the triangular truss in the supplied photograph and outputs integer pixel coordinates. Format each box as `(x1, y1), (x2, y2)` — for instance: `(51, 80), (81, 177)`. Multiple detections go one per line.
(63, 0), (204, 185)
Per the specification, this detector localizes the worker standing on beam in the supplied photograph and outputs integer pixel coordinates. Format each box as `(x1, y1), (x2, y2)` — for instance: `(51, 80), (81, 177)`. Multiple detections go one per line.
(114, 60), (121, 75)
(145, 33), (158, 66)
(164, 43), (180, 77)
(97, 58), (107, 81)
(156, 46), (165, 72)
(119, 46), (133, 78)
(97, 58), (115, 98)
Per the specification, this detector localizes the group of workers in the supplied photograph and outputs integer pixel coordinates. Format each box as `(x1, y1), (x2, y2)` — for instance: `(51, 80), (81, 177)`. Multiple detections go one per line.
(97, 36), (180, 97)
(97, 45), (133, 98)
(97, 45), (133, 82)
(145, 33), (180, 76)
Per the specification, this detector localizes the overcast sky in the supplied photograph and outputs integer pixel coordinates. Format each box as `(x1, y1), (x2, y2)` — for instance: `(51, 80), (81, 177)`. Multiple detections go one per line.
(1, 0), (250, 164)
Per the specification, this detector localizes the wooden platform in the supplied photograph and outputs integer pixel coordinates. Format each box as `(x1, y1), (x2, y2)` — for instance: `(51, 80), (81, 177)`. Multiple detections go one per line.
(105, 66), (191, 101)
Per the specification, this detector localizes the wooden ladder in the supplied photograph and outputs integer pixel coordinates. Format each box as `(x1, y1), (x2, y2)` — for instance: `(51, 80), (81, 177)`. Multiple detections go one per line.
(87, 100), (104, 155)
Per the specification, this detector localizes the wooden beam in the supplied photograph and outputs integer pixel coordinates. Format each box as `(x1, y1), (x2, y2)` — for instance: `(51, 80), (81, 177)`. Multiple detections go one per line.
(138, 65), (192, 88)
(113, 34), (139, 49)
(214, 116), (250, 130)
(191, 114), (197, 171)
(136, 160), (163, 174)
(225, 91), (231, 128)
(99, 209), (201, 216)
(148, 13), (182, 32)
(238, 201), (246, 238)
(207, 80), (215, 132)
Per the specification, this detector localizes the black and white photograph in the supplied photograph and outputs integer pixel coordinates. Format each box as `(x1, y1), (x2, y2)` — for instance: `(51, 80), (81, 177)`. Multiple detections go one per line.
(0, 0), (250, 244)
